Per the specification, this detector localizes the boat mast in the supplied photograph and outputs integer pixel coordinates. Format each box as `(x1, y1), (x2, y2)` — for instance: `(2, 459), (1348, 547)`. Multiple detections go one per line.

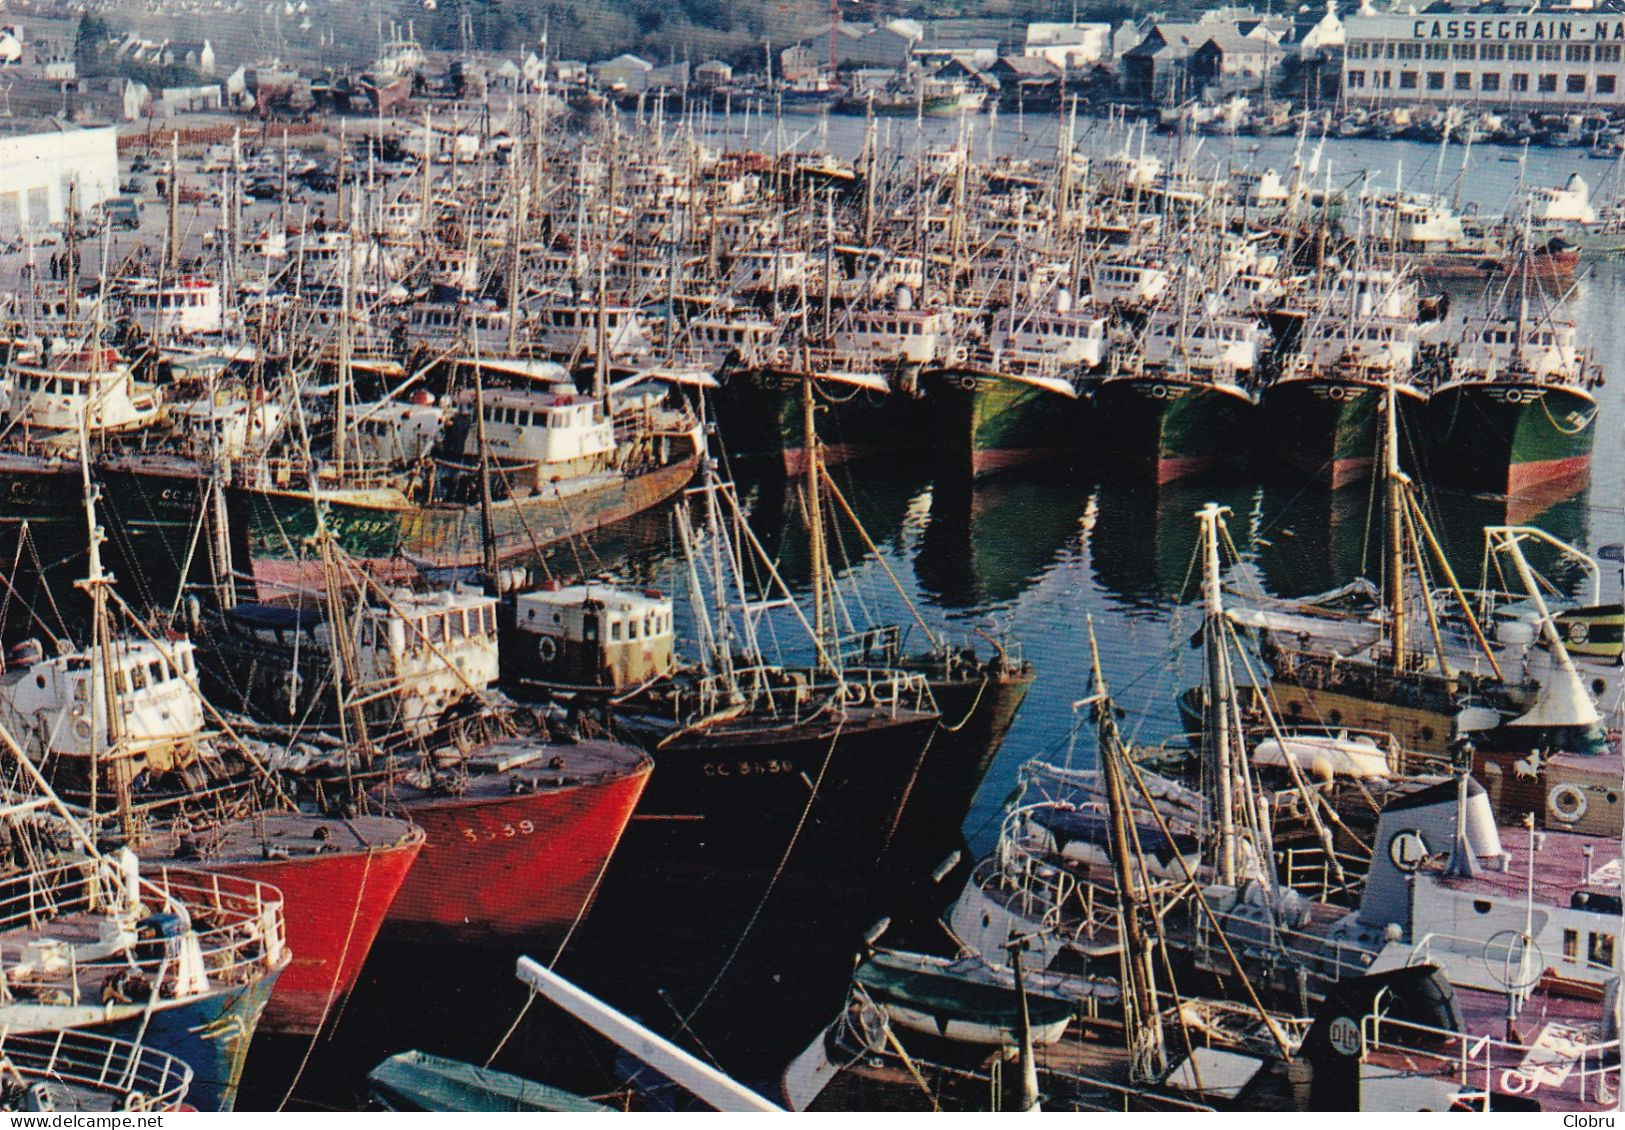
(1086, 617), (1166, 1083)
(1383, 381), (1406, 672)
(1198, 501), (1240, 886)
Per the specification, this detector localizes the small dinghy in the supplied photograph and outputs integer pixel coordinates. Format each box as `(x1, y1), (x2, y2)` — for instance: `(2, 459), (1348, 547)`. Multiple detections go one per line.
(852, 950), (1075, 1048)
(367, 1051), (612, 1113)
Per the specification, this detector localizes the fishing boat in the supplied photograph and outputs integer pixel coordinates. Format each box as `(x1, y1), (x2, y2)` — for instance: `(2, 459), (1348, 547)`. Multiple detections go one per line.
(917, 301), (1100, 481)
(0, 470), (425, 1040)
(231, 378), (702, 592)
(1427, 261), (1602, 501)
(0, 796), (289, 1113)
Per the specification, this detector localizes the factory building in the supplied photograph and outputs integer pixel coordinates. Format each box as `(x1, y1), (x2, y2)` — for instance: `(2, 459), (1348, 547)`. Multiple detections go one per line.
(1342, 3), (1625, 108)
(0, 126), (119, 230)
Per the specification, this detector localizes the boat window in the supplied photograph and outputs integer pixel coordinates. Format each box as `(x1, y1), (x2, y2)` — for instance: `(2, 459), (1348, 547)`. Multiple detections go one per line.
(1564, 928), (1580, 961)
(628, 618), (639, 640)
(611, 620), (622, 641)
(452, 610), (468, 639)
(115, 671), (127, 695)
(360, 620), (375, 648)
(429, 615), (446, 644)
(1590, 931), (1616, 968)
(583, 613), (598, 643)
(149, 661), (165, 684)
(130, 666), (147, 691)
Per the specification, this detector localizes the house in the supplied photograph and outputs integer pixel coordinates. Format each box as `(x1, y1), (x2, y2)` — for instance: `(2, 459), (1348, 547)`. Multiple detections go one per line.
(1023, 22), (1113, 69)
(120, 78), (150, 120)
(1189, 27), (1286, 91)
(591, 52), (653, 92)
(1295, 0), (1345, 57)
(990, 54), (1062, 92)
(0, 24), (22, 66)
(1113, 20), (1144, 60)
(166, 39), (214, 76)
(1121, 23), (1206, 100)
(694, 59), (733, 88)
(157, 83), (221, 115)
(551, 60), (589, 86)
(779, 43), (823, 84)
(646, 61), (689, 91)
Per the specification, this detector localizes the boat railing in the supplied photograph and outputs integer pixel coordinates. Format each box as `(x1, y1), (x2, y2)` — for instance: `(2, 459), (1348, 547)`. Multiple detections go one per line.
(1274, 844), (1368, 904)
(139, 865), (288, 980)
(686, 664), (934, 726)
(1191, 907), (1379, 990)
(236, 455), (406, 492)
(976, 825), (1130, 946)
(1361, 995), (1621, 1109)
(0, 1030), (193, 1112)
(0, 856), (283, 1003)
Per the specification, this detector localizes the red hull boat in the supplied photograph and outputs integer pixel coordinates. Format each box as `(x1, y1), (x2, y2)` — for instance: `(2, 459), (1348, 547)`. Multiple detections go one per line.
(143, 814), (425, 1036)
(381, 737), (653, 946)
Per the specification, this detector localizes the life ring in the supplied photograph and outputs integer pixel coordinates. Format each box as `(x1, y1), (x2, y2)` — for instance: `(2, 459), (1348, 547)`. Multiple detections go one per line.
(952, 346), (968, 364)
(1500, 1069), (1532, 1095)
(843, 681), (868, 707)
(1567, 620), (1590, 645)
(956, 376), (980, 392)
(74, 719), (92, 740)
(1548, 782), (1587, 824)
(1327, 385), (1348, 401)
(1503, 388), (1526, 404)
(774, 347), (789, 366)
(1150, 383), (1169, 399)
(537, 635), (559, 664)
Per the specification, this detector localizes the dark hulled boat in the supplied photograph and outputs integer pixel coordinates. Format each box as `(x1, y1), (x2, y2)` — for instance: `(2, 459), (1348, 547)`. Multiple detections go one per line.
(916, 364), (1085, 482)
(1427, 251), (1602, 501)
(1428, 377), (1599, 499)
(1263, 374), (1426, 489)
(1090, 372), (1257, 484)
(711, 363), (899, 476)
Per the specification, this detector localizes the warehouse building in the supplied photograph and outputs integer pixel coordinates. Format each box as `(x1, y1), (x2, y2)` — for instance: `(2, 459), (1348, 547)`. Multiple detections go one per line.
(1342, 2), (1625, 108)
(0, 125), (119, 230)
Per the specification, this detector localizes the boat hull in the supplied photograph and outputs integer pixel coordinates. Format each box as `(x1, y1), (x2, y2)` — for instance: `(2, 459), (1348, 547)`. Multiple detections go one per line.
(612, 707), (941, 880)
(1091, 376), (1257, 484)
(1427, 381), (1598, 498)
(1263, 377), (1424, 489)
(206, 832), (424, 1036)
(919, 371), (1082, 482)
(381, 752), (653, 947)
(235, 450), (699, 595)
(712, 369), (897, 476)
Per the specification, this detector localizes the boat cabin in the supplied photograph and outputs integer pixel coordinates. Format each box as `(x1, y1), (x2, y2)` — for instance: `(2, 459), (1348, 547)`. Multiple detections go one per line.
(347, 395), (446, 467)
(455, 387), (615, 468)
(122, 277), (223, 337)
(1092, 261), (1170, 307)
(510, 584), (675, 691)
(833, 307), (952, 365)
(6, 347), (165, 434)
(0, 636), (205, 764)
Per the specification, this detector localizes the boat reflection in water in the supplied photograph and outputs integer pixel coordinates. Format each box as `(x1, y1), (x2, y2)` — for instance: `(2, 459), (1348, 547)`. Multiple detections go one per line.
(914, 475), (1089, 610)
(1086, 477), (1260, 607)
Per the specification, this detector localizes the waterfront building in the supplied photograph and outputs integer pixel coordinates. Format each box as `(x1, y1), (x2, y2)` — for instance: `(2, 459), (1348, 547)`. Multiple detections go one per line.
(1342, 1), (1625, 108)
(0, 124), (118, 229)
